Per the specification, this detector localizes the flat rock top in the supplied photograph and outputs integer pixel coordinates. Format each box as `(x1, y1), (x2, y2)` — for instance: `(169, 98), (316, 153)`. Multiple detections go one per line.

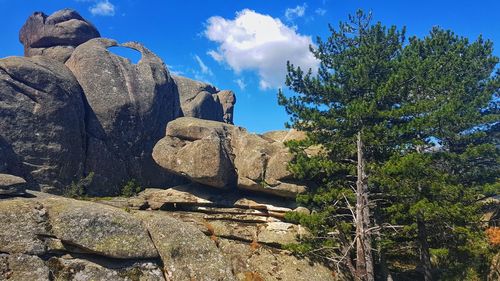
(0, 174), (26, 187)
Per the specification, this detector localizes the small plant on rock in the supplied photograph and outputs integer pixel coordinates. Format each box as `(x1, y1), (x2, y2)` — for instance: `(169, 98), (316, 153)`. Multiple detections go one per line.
(121, 179), (142, 197)
(64, 172), (94, 198)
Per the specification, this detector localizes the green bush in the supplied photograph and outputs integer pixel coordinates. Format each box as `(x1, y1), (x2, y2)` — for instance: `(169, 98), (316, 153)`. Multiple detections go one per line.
(64, 172), (94, 198)
(121, 179), (142, 197)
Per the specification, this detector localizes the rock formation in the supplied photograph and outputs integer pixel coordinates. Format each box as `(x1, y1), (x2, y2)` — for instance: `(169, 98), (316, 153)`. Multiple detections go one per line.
(0, 56), (86, 192)
(0, 173), (27, 195)
(0, 190), (335, 280)
(19, 9), (101, 62)
(0, 8), (337, 281)
(1, 9), (236, 195)
(153, 117), (307, 198)
(65, 38), (182, 195)
(173, 75), (236, 124)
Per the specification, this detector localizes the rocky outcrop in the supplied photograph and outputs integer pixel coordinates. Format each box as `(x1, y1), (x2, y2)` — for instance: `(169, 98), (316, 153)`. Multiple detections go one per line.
(0, 192), (238, 281)
(19, 9), (100, 62)
(0, 56), (86, 192)
(218, 238), (334, 281)
(65, 38), (182, 195)
(135, 211), (236, 281)
(173, 75), (236, 124)
(0, 190), (335, 280)
(0, 253), (50, 281)
(153, 117), (307, 198)
(0, 174), (27, 195)
(1, 9), (241, 195)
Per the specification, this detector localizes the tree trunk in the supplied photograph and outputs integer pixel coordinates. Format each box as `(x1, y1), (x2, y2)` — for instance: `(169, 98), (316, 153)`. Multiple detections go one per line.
(417, 214), (433, 281)
(355, 131), (375, 281)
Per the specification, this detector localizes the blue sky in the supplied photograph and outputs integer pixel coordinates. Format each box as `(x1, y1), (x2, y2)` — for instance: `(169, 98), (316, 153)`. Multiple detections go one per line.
(1, 0), (499, 133)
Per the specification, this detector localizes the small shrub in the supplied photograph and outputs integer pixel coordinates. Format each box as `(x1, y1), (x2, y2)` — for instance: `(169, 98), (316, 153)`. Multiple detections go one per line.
(121, 179), (142, 197)
(486, 227), (500, 246)
(64, 172), (94, 198)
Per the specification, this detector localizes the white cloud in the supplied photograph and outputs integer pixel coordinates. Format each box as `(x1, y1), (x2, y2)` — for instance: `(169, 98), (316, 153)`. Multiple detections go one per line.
(207, 50), (224, 62)
(194, 55), (213, 76)
(315, 8), (327, 16)
(89, 0), (115, 16)
(285, 3), (307, 21)
(205, 9), (319, 90)
(235, 78), (247, 91)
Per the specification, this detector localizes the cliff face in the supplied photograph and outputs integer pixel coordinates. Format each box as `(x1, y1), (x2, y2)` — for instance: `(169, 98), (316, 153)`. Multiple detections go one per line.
(0, 9), (336, 281)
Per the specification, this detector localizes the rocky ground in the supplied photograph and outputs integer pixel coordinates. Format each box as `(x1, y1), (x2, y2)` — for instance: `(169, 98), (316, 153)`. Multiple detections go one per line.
(0, 186), (336, 281)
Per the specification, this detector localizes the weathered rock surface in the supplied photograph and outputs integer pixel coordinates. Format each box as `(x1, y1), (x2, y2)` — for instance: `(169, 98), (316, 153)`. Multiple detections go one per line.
(0, 174), (27, 195)
(43, 197), (159, 259)
(173, 75), (236, 124)
(262, 129), (307, 143)
(0, 188), (333, 281)
(66, 38), (182, 195)
(135, 211), (236, 281)
(3, 9), (240, 196)
(218, 238), (335, 281)
(0, 253), (50, 281)
(0, 199), (50, 255)
(19, 9), (100, 62)
(47, 256), (165, 281)
(0, 56), (86, 192)
(153, 117), (307, 198)
(131, 185), (297, 217)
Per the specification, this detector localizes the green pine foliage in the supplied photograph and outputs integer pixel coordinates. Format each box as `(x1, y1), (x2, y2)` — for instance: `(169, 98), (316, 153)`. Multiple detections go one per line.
(374, 27), (500, 280)
(280, 10), (499, 281)
(121, 179), (143, 197)
(64, 172), (95, 198)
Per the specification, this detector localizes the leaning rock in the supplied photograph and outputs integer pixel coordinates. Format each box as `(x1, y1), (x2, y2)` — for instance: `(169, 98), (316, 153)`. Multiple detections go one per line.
(43, 197), (158, 259)
(153, 117), (307, 198)
(0, 253), (50, 281)
(66, 38), (181, 195)
(0, 174), (27, 195)
(135, 211), (236, 281)
(0, 56), (86, 193)
(19, 9), (100, 62)
(173, 75), (236, 124)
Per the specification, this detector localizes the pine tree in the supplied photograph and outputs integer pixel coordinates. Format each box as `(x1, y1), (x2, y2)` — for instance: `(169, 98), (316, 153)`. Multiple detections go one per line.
(280, 11), (499, 281)
(279, 10), (407, 281)
(375, 28), (500, 280)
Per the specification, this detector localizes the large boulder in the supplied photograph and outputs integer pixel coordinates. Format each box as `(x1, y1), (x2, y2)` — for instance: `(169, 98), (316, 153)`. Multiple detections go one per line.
(153, 117), (307, 198)
(43, 197), (159, 259)
(0, 193), (167, 280)
(0, 194), (159, 259)
(0, 174), (27, 195)
(173, 75), (236, 124)
(19, 9), (100, 62)
(0, 56), (86, 192)
(65, 38), (182, 195)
